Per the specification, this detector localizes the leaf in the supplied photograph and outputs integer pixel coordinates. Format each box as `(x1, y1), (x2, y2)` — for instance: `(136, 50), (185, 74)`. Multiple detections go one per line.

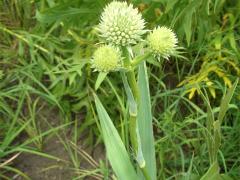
(121, 73), (145, 168)
(181, 0), (201, 46)
(136, 124), (146, 168)
(165, 0), (179, 12)
(220, 174), (234, 180)
(181, 154), (200, 180)
(188, 88), (197, 99)
(209, 87), (216, 99)
(94, 94), (138, 180)
(227, 32), (238, 52)
(199, 88), (215, 163)
(214, 0), (224, 13)
(183, 13), (192, 46)
(204, 0), (211, 15)
(181, 173), (200, 180)
(223, 76), (232, 88)
(218, 78), (238, 124)
(69, 72), (77, 86)
(1, 166), (30, 180)
(95, 72), (107, 90)
(36, 6), (93, 24)
(213, 120), (221, 157)
(200, 161), (220, 180)
(121, 72), (137, 116)
(137, 62), (156, 180)
(35, 0), (100, 28)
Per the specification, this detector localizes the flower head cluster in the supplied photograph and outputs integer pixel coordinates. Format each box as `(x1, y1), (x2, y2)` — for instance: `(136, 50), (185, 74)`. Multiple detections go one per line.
(98, 1), (145, 46)
(147, 26), (178, 59)
(91, 2), (179, 73)
(91, 45), (122, 72)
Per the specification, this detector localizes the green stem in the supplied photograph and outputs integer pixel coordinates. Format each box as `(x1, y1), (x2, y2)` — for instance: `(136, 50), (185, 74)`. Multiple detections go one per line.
(131, 52), (152, 67)
(129, 115), (138, 154)
(127, 70), (140, 101)
(122, 48), (139, 154)
(122, 48), (151, 180)
(127, 72), (139, 155)
(142, 167), (151, 180)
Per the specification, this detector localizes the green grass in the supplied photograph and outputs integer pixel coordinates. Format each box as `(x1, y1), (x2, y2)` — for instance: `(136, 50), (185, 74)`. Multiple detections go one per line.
(0, 0), (240, 179)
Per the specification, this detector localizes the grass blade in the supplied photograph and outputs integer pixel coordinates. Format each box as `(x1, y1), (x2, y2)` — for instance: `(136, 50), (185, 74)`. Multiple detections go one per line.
(218, 78), (239, 124)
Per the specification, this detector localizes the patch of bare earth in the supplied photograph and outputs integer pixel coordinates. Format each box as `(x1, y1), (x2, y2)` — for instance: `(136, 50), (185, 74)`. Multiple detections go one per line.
(11, 105), (105, 180)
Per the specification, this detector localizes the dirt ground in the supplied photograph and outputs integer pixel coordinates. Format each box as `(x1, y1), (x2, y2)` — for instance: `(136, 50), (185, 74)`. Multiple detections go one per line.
(13, 137), (74, 180)
(10, 106), (105, 180)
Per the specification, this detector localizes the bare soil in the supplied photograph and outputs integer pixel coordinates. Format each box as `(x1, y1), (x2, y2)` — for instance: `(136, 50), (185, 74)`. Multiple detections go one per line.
(10, 106), (105, 180)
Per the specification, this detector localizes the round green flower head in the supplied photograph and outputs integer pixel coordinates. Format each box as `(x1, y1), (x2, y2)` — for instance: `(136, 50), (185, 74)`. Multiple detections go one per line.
(98, 1), (145, 46)
(92, 45), (122, 72)
(147, 26), (178, 59)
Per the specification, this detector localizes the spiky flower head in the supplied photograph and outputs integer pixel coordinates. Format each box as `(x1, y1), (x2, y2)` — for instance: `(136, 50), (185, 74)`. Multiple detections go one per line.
(91, 45), (122, 72)
(147, 26), (178, 59)
(98, 1), (145, 46)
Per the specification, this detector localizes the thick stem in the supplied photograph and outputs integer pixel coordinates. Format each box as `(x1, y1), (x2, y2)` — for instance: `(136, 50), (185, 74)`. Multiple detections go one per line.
(129, 115), (138, 153)
(127, 72), (139, 155)
(127, 71), (140, 102)
(131, 52), (152, 67)
(123, 48), (151, 180)
(123, 48), (140, 154)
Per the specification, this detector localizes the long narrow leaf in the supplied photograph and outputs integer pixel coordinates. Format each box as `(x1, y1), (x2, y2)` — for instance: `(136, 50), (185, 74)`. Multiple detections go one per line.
(200, 161), (220, 180)
(137, 62), (156, 180)
(218, 78), (239, 124)
(94, 94), (138, 180)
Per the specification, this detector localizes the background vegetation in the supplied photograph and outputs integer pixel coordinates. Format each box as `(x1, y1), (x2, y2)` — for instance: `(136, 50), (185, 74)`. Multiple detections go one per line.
(0, 0), (239, 179)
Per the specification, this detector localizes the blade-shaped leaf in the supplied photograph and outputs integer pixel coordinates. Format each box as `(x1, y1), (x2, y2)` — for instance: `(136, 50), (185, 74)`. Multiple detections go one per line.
(200, 161), (220, 180)
(94, 94), (138, 180)
(121, 72), (137, 116)
(95, 72), (107, 90)
(137, 62), (156, 180)
(36, 4), (94, 24)
(218, 78), (238, 124)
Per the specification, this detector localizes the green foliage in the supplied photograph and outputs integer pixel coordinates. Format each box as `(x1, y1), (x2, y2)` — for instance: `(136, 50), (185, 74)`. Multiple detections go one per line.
(137, 63), (156, 180)
(94, 94), (138, 180)
(0, 0), (240, 179)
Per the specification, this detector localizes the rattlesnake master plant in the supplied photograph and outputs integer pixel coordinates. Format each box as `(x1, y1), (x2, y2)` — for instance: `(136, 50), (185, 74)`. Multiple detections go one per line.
(147, 26), (178, 59)
(92, 1), (178, 72)
(91, 45), (122, 72)
(98, 1), (145, 46)
(92, 2), (180, 180)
